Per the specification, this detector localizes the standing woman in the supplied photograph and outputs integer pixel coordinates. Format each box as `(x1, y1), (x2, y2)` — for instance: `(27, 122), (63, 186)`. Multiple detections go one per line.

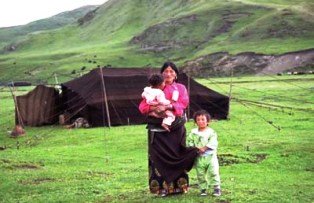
(139, 62), (198, 196)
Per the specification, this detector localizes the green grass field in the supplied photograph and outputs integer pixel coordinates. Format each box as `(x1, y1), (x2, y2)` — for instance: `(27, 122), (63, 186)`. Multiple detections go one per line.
(0, 75), (313, 202)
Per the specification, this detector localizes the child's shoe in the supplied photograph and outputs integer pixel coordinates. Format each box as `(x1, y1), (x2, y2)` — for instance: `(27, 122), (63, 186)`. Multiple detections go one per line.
(213, 188), (221, 197)
(200, 189), (207, 196)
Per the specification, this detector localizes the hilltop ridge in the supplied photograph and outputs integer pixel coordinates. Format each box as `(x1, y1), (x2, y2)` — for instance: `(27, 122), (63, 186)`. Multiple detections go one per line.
(0, 0), (313, 82)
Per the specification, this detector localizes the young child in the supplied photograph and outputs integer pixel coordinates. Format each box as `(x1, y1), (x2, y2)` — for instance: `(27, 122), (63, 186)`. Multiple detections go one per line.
(141, 74), (176, 131)
(186, 110), (221, 197)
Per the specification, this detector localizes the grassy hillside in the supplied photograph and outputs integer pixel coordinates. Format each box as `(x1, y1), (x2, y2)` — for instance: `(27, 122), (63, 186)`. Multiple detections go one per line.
(0, 6), (99, 50)
(0, 75), (313, 202)
(0, 0), (313, 83)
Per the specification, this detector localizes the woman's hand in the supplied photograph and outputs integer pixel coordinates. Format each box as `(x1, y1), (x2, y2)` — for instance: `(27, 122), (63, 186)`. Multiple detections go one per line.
(198, 146), (209, 154)
(156, 105), (166, 113)
(148, 105), (168, 118)
(155, 105), (168, 118)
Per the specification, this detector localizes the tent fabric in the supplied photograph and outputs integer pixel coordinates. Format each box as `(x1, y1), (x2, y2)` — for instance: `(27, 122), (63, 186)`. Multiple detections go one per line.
(181, 73), (230, 120)
(15, 85), (60, 126)
(61, 68), (229, 127)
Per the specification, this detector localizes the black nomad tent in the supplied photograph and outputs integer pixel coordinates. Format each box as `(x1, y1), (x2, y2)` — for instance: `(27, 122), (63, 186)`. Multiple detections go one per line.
(61, 68), (229, 127)
(15, 85), (60, 126)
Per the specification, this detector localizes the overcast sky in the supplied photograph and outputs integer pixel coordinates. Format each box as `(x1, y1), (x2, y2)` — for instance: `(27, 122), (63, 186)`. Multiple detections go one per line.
(0, 0), (109, 28)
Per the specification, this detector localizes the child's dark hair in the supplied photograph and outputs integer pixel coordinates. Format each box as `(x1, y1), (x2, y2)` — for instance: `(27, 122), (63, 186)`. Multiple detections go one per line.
(193, 109), (211, 122)
(148, 74), (164, 88)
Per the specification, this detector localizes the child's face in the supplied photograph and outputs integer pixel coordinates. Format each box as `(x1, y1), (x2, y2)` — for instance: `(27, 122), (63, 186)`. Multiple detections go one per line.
(196, 115), (209, 130)
(158, 81), (165, 90)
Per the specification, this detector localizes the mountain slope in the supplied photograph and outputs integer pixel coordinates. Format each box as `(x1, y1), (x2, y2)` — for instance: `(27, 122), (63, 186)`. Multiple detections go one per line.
(0, 0), (313, 82)
(0, 5), (99, 50)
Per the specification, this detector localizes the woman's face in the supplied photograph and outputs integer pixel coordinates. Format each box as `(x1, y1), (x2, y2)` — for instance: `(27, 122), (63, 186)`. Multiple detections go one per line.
(162, 66), (177, 84)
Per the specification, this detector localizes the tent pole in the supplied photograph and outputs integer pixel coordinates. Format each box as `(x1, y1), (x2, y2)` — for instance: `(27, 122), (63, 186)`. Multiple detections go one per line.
(9, 83), (24, 127)
(54, 73), (59, 85)
(187, 74), (191, 120)
(99, 68), (111, 127)
(228, 66), (234, 119)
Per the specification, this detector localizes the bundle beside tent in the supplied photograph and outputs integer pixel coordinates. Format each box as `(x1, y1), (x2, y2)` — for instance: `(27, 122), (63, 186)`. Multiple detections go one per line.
(61, 68), (229, 127)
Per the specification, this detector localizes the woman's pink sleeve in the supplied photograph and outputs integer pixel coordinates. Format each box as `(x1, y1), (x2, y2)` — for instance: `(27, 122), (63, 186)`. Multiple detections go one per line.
(172, 84), (189, 116)
(139, 99), (150, 115)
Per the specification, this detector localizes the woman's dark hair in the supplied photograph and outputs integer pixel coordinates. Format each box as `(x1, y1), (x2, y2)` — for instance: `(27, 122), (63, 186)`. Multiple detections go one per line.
(148, 74), (164, 88)
(160, 61), (179, 75)
(193, 109), (211, 123)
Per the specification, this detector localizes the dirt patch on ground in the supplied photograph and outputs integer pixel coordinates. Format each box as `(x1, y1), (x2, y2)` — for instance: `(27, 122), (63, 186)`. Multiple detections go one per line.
(0, 159), (11, 163)
(13, 163), (42, 170)
(0, 146), (7, 151)
(249, 153), (267, 163)
(219, 153), (241, 166)
(218, 153), (268, 166)
(86, 171), (113, 180)
(19, 177), (55, 185)
(1, 159), (43, 170)
(305, 167), (314, 172)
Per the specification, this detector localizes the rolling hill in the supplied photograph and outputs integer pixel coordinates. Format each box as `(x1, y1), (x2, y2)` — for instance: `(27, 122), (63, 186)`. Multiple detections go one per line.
(0, 0), (313, 83)
(0, 5), (99, 50)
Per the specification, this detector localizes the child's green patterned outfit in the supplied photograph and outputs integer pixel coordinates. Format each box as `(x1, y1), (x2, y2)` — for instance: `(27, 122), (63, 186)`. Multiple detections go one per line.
(187, 127), (221, 190)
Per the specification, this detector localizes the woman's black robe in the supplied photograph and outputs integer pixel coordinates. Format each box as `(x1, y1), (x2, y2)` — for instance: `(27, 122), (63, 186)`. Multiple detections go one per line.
(147, 117), (198, 194)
